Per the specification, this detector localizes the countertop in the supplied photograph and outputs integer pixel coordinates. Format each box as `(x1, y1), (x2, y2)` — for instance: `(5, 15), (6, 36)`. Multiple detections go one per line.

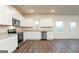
(21, 30), (53, 32)
(0, 33), (17, 40)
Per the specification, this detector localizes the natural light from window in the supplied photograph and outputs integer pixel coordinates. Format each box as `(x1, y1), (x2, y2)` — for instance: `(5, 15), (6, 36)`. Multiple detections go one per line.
(70, 22), (76, 32)
(34, 20), (40, 28)
(56, 21), (64, 32)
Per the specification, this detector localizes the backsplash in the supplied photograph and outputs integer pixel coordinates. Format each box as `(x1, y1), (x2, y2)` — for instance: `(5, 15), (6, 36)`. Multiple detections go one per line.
(0, 26), (9, 33)
(0, 25), (22, 34)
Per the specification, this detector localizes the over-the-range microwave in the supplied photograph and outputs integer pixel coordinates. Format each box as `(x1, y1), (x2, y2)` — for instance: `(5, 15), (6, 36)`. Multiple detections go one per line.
(12, 18), (20, 27)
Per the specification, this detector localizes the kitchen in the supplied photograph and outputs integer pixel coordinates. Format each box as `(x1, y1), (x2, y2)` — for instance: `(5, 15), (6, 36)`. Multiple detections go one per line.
(0, 5), (79, 53)
(0, 5), (54, 53)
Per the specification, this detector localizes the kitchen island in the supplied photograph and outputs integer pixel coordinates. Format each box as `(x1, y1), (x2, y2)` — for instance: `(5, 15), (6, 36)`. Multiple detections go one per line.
(0, 33), (18, 53)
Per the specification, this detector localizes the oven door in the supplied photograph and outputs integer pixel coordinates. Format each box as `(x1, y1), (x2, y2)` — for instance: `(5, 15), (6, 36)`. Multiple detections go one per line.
(18, 32), (23, 45)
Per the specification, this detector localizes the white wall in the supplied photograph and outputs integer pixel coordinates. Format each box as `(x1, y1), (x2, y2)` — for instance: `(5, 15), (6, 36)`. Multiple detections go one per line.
(53, 15), (79, 39)
(24, 15), (79, 39)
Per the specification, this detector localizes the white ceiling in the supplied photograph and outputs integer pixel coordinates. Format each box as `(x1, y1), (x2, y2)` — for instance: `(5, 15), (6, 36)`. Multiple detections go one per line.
(13, 5), (79, 15)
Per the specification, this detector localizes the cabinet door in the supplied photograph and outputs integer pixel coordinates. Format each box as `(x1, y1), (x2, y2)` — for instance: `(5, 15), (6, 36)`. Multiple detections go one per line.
(20, 18), (25, 27)
(8, 35), (18, 53)
(0, 6), (4, 25)
(0, 35), (18, 53)
(0, 6), (12, 25)
(40, 18), (53, 27)
(3, 6), (12, 25)
(24, 32), (41, 40)
(24, 18), (33, 27)
(0, 38), (9, 52)
(47, 32), (54, 40)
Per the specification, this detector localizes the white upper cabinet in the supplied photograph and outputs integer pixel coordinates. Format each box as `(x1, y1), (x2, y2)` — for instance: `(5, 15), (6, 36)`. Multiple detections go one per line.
(0, 6), (5, 25)
(10, 7), (25, 27)
(4, 6), (12, 25)
(23, 18), (53, 28)
(20, 18), (25, 27)
(24, 18), (33, 27)
(40, 18), (53, 27)
(0, 6), (12, 25)
(0, 6), (25, 26)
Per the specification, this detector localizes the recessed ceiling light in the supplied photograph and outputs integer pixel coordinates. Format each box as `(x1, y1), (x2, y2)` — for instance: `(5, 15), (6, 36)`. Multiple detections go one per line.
(30, 9), (34, 13)
(51, 9), (55, 13)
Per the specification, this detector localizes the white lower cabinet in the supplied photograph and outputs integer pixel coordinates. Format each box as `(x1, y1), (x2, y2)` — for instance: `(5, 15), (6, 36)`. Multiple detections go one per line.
(24, 32), (41, 41)
(47, 32), (54, 40)
(0, 35), (18, 53)
(23, 31), (54, 41)
(8, 35), (18, 53)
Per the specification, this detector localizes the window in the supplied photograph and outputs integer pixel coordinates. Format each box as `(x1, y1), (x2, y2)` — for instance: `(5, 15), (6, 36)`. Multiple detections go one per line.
(70, 22), (76, 32)
(34, 20), (40, 28)
(56, 21), (64, 32)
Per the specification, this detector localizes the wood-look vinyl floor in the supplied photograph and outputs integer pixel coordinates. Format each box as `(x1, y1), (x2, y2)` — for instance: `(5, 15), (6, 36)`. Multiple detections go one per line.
(15, 40), (79, 53)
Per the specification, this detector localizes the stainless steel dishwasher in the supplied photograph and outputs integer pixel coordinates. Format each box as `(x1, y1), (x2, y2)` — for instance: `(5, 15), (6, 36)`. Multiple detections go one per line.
(41, 31), (47, 40)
